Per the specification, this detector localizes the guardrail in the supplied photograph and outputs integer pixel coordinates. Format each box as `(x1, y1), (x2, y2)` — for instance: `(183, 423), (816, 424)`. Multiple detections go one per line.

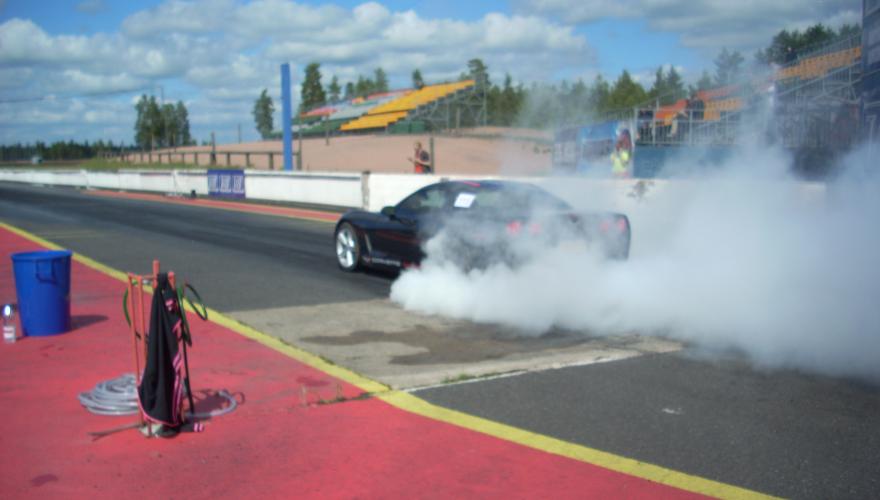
(119, 150), (291, 170)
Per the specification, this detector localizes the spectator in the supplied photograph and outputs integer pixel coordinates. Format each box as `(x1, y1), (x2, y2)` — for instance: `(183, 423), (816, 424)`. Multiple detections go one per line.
(610, 129), (632, 178)
(409, 141), (432, 174)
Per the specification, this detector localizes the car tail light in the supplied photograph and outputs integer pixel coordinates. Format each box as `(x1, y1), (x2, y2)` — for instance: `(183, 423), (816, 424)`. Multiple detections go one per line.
(506, 221), (523, 235)
(528, 222), (542, 235)
(617, 218), (628, 232)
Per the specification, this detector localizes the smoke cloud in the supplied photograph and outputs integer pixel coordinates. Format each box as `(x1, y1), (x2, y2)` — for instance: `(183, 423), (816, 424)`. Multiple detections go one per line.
(390, 141), (880, 382)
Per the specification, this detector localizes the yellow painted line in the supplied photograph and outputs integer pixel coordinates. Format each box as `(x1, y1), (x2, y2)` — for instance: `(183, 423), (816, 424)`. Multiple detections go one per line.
(206, 310), (389, 395)
(379, 391), (775, 499)
(1, 222), (129, 282)
(0, 220), (776, 500)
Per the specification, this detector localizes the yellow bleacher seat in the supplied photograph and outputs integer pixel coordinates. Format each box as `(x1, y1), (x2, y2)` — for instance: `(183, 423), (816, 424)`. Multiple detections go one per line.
(776, 46), (864, 82)
(340, 80), (475, 131)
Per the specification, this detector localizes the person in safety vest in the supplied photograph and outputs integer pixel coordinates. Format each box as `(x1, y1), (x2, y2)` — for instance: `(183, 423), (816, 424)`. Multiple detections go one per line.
(610, 129), (632, 178)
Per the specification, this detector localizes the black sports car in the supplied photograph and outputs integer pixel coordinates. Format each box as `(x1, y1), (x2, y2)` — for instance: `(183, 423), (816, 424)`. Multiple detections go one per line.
(334, 180), (630, 272)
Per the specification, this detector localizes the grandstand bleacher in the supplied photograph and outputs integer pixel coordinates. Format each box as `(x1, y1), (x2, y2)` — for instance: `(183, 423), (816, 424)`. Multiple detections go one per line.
(298, 90), (409, 136)
(655, 99), (688, 125)
(702, 98), (744, 122)
(567, 32), (864, 159)
(339, 80), (474, 132)
(776, 46), (862, 81)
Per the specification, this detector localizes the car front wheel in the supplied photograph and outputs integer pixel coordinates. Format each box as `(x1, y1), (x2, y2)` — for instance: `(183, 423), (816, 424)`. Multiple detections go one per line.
(335, 223), (361, 271)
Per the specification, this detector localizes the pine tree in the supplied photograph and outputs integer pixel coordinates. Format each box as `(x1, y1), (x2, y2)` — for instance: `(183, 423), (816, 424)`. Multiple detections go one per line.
(146, 96), (162, 150)
(134, 94), (150, 149)
(500, 74), (519, 125)
(665, 67), (684, 102)
(649, 67), (666, 102)
(354, 75), (372, 97)
(252, 89), (274, 140)
(412, 69), (425, 89)
(374, 68), (388, 93)
(161, 103), (178, 147)
(468, 58), (490, 89)
(714, 48), (745, 86)
(175, 101), (192, 146)
(689, 70), (714, 95)
(328, 76), (341, 102)
(608, 70), (647, 110)
(589, 75), (611, 114)
(301, 62), (326, 111)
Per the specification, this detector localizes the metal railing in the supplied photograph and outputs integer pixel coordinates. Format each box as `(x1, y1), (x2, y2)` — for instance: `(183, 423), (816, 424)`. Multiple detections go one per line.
(118, 150), (298, 170)
(781, 34), (862, 69)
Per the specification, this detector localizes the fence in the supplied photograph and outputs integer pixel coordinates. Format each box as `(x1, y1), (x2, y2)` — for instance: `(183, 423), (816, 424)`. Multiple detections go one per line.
(119, 150), (293, 170)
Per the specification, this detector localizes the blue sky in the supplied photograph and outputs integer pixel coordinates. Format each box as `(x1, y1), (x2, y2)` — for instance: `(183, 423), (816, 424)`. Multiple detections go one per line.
(0, 0), (861, 145)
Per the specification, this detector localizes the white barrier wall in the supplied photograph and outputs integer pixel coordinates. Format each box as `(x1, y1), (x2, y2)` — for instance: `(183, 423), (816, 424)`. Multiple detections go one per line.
(0, 169), (360, 206)
(174, 171), (210, 195)
(365, 174), (442, 211)
(247, 171), (362, 207)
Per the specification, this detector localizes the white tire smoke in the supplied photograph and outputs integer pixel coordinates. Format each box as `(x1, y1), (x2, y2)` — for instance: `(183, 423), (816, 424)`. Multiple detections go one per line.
(391, 144), (880, 382)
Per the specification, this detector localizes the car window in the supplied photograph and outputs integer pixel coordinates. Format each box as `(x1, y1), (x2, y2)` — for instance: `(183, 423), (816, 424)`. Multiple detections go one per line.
(466, 185), (570, 212)
(397, 185), (449, 214)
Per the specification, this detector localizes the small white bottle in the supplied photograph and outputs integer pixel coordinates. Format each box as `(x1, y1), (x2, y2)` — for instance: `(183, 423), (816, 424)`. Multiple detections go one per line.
(2, 325), (14, 344)
(2, 304), (16, 344)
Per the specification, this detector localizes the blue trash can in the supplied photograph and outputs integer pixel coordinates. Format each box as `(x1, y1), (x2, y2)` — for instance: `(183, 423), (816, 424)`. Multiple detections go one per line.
(11, 250), (73, 336)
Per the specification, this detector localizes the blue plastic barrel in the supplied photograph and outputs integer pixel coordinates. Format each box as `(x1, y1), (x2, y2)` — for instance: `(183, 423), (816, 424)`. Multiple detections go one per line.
(11, 250), (73, 336)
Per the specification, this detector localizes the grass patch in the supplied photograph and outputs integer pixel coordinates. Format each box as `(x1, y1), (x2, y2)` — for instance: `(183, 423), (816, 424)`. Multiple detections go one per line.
(442, 369), (522, 384)
(443, 373), (480, 384)
(0, 158), (202, 171)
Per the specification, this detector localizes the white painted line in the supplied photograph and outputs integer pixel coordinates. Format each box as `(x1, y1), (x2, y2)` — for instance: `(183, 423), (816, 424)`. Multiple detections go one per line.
(407, 349), (644, 393)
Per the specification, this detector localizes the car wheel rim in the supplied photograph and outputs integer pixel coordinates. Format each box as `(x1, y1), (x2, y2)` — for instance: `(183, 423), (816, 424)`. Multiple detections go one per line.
(336, 228), (356, 268)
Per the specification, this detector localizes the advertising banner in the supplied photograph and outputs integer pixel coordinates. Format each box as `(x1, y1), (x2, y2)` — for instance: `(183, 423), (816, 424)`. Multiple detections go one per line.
(207, 169), (246, 198)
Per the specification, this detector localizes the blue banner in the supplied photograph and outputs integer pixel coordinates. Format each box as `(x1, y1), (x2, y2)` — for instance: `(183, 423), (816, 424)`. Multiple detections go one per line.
(554, 120), (635, 177)
(207, 169), (246, 198)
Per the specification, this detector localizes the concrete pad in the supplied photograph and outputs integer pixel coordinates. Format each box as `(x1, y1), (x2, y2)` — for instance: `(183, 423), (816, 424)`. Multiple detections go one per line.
(229, 299), (681, 389)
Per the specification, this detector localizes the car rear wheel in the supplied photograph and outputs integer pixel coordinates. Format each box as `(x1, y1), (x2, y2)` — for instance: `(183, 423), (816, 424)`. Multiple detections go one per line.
(335, 223), (361, 271)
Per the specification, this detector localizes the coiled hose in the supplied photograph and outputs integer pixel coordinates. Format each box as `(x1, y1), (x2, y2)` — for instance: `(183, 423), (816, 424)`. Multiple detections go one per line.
(78, 373), (237, 419)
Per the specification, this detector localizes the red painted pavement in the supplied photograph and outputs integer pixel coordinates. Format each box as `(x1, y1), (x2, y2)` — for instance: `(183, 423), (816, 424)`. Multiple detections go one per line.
(87, 189), (341, 222)
(0, 227), (700, 499)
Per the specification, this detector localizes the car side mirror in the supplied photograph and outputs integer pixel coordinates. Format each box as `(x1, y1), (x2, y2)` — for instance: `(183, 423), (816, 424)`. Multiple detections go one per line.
(380, 206), (396, 218)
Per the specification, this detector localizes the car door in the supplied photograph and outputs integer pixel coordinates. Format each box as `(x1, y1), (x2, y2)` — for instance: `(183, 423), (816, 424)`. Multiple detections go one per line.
(370, 184), (451, 265)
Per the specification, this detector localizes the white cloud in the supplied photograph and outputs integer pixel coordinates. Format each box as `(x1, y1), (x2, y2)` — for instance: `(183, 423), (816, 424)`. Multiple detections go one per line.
(0, 1), (591, 144)
(0, 18), (114, 65)
(62, 70), (145, 94)
(518, 0), (860, 52)
(121, 0), (235, 38)
(232, 0), (346, 38)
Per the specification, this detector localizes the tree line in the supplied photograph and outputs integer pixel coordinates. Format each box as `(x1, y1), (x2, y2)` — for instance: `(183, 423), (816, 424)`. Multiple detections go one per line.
(0, 140), (131, 162)
(133, 95), (193, 149)
(755, 23), (860, 65)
